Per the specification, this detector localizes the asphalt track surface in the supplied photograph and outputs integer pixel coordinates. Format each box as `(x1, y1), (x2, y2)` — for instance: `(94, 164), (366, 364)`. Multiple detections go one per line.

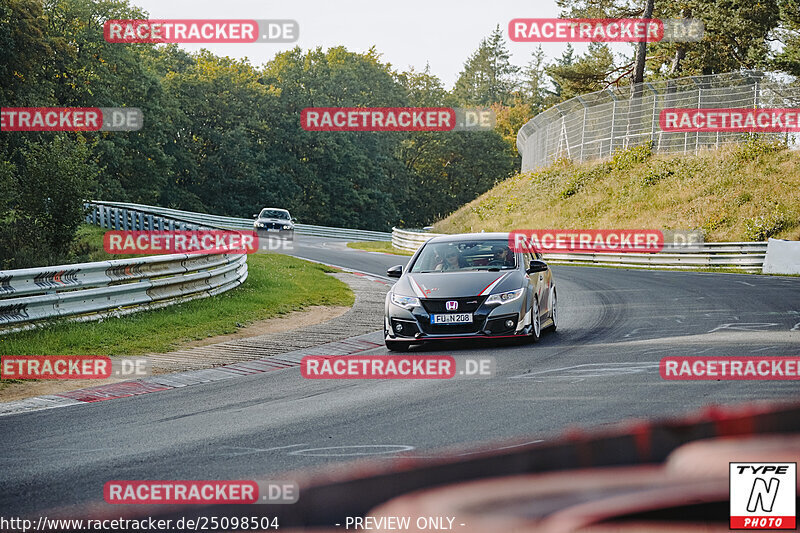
(1, 235), (799, 517)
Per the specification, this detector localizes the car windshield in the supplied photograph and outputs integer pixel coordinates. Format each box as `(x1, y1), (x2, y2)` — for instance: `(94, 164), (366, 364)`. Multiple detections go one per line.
(409, 239), (516, 272)
(259, 209), (290, 219)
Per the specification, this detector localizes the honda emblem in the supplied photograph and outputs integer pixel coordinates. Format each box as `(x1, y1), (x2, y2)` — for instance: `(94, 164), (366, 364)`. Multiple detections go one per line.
(446, 300), (458, 311)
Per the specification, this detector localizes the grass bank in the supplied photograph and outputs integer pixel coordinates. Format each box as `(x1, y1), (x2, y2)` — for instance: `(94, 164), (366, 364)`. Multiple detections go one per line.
(346, 241), (414, 256)
(435, 139), (800, 242)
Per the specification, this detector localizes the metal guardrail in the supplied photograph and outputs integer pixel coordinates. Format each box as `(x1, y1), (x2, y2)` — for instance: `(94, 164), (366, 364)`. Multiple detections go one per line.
(0, 253), (247, 334)
(391, 228), (768, 272)
(89, 201), (393, 242)
(392, 227), (439, 252)
(0, 199), (394, 333)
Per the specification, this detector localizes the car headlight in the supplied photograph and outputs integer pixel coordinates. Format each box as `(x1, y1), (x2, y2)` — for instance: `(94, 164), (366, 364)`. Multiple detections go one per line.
(390, 293), (420, 309)
(283, 225), (292, 230)
(486, 288), (524, 304)
(255, 223), (265, 228)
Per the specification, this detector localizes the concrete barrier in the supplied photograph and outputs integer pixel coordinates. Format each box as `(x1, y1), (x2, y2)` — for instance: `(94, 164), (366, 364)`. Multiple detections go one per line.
(762, 238), (800, 274)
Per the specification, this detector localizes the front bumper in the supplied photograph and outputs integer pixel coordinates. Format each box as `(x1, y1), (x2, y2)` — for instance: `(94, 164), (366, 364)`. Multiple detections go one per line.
(255, 228), (295, 239)
(385, 295), (528, 343)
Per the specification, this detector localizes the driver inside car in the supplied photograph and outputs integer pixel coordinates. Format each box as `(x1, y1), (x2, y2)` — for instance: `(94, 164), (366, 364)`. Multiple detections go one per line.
(490, 245), (513, 267)
(437, 247), (466, 271)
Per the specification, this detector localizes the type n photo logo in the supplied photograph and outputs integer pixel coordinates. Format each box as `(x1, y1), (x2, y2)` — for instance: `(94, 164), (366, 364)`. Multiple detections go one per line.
(730, 462), (796, 529)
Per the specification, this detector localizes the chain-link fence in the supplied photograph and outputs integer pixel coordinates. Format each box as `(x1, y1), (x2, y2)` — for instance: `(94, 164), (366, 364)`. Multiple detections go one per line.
(517, 71), (800, 171)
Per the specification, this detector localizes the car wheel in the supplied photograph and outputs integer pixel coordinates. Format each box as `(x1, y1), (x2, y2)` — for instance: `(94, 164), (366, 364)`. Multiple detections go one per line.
(385, 340), (411, 352)
(550, 287), (558, 332)
(529, 296), (541, 343)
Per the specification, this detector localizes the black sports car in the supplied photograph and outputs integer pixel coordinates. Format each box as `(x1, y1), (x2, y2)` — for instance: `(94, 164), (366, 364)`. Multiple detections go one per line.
(384, 233), (557, 351)
(252, 207), (295, 242)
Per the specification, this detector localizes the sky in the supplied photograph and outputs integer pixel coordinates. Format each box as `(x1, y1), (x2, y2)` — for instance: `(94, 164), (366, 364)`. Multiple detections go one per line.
(130, 0), (634, 89)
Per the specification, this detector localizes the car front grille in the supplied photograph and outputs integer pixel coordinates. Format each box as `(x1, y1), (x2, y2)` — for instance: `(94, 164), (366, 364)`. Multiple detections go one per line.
(421, 296), (486, 314)
(418, 296), (488, 335)
(258, 222), (286, 230)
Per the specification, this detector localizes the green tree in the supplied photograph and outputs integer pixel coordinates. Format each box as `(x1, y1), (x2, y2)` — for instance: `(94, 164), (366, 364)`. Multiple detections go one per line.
(159, 52), (292, 217)
(773, 0), (800, 76)
(558, 0), (781, 79)
(519, 46), (553, 111)
(0, 136), (98, 268)
(0, 0), (55, 107)
(650, 0), (779, 76)
(263, 46), (408, 230)
(395, 64), (453, 106)
(454, 26), (520, 106)
(546, 43), (619, 101)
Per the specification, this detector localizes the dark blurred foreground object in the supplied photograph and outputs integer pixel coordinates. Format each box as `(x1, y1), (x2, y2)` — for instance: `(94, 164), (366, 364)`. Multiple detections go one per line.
(63, 401), (800, 531)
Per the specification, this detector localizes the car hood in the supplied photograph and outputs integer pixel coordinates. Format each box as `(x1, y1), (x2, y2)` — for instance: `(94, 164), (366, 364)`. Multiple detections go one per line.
(397, 271), (521, 299)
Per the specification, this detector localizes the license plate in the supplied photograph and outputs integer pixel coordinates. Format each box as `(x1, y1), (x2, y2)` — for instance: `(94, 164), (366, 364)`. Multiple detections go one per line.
(266, 228), (280, 232)
(431, 313), (472, 324)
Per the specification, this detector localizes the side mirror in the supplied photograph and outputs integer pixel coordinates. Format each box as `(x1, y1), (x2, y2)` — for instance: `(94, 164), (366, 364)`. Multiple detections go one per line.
(252, 214), (258, 218)
(527, 260), (548, 274)
(386, 265), (403, 278)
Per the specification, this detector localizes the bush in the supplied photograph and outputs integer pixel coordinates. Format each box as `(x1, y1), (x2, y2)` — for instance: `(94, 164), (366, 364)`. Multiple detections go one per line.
(735, 135), (787, 162)
(560, 163), (609, 199)
(641, 160), (673, 186)
(0, 136), (98, 269)
(743, 206), (797, 241)
(610, 142), (653, 171)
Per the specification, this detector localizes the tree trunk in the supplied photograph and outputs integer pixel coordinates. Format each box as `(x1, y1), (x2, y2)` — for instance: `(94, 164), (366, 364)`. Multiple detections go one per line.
(628, 0), (656, 151)
(669, 46), (686, 75)
(633, 0), (655, 84)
